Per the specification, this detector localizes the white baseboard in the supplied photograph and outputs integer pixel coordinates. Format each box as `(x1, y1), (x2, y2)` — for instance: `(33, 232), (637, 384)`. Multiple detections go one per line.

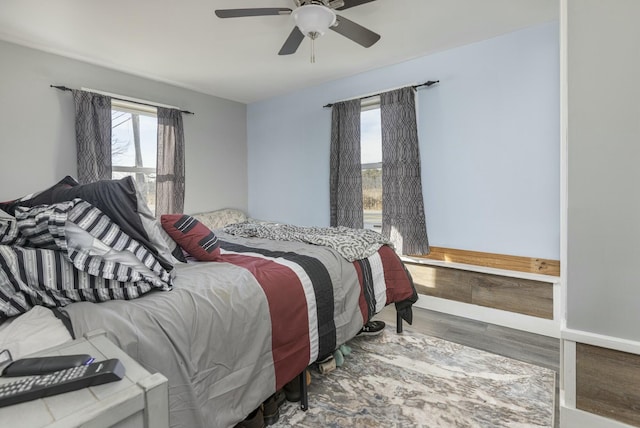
(414, 294), (560, 338)
(561, 406), (635, 428)
(562, 328), (640, 355)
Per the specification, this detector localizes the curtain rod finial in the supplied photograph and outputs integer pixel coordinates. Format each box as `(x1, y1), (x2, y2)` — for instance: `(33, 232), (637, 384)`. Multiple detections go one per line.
(50, 85), (72, 91)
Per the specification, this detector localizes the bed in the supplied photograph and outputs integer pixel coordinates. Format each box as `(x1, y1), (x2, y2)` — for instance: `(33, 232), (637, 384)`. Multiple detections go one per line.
(0, 177), (417, 428)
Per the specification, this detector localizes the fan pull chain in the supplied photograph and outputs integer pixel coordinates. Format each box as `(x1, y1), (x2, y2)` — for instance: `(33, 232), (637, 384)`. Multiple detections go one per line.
(308, 31), (320, 64)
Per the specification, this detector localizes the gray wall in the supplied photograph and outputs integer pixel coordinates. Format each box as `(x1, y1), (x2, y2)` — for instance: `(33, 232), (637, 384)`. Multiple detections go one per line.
(0, 40), (247, 215)
(248, 23), (560, 260)
(567, 0), (640, 340)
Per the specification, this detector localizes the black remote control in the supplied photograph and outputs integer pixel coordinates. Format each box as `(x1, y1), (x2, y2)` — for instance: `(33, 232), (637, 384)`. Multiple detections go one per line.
(2, 354), (94, 377)
(0, 359), (125, 408)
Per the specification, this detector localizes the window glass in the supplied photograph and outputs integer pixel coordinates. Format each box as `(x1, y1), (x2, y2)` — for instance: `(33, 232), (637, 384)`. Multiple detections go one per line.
(111, 104), (158, 214)
(361, 107), (382, 230)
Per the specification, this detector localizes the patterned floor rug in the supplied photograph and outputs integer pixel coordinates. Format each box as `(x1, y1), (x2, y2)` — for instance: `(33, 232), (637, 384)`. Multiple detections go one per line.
(273, 325), (555, 428)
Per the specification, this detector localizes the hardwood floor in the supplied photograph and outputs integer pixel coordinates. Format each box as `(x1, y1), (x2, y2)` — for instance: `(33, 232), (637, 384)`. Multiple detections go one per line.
(375, 305), (560, 427)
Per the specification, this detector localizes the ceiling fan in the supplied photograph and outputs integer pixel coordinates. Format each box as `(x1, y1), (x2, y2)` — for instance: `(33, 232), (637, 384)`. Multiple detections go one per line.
(215, 0), (381, 61)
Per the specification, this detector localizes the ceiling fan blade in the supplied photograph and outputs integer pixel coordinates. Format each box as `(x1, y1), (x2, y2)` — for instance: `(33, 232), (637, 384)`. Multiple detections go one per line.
(278, 27), (305, 55)
(336, 0), (377, 11)
(331, 15), (380, 48)
(215, 8), (292, 18)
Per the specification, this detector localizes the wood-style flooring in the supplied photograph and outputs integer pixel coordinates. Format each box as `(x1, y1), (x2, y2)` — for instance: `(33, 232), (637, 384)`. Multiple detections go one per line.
(375, 305), (560, 427)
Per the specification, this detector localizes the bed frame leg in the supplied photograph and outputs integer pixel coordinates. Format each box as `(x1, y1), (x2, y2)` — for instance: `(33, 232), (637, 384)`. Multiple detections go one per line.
(299, 368), (308, 411)
(397, 310), (403, 333)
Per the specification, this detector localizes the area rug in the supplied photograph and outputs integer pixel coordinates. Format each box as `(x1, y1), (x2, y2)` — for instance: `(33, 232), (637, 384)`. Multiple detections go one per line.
(273, 325), (555, 428)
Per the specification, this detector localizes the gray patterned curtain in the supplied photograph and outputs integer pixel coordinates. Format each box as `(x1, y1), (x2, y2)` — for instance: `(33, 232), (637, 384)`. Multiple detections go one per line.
(72, 90), (112, 184)
(156, 107), (185, 216)
(330, 99), (363, 229)
(380, 87), (429, 255)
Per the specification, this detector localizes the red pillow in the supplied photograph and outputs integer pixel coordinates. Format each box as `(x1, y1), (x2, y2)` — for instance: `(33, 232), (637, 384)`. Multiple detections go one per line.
(161, 214), (221, 261)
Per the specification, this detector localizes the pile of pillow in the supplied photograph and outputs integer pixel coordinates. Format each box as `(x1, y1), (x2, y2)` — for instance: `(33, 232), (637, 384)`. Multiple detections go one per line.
(191, 208), (248, 230)
(0, 175), (185, 268)
(0, 176), (254, 318)
(160, 214), (221, 261)
(161, 207), (255, 262)
(160, 207), (254, 262)
(0, 176), (180, 318)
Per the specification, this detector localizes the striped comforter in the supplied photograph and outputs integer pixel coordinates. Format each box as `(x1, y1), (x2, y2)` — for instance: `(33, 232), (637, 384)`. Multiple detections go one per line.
(0, 199), (172, 319)
(63, 231), (417, 428)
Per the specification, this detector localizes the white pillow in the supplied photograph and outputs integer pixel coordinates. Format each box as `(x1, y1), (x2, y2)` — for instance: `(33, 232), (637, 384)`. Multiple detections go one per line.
(191, 208), (248, 230)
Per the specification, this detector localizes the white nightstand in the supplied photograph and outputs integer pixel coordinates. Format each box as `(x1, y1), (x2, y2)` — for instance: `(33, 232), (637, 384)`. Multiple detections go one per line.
(0, 330), (169, 428)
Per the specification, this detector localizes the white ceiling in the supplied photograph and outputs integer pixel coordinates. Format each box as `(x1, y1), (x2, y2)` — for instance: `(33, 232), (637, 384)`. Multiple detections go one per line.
(0, 0), (558, 104)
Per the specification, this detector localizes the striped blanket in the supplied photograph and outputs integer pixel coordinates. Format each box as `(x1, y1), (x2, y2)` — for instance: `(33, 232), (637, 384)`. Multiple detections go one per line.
(223, 221), (393, 261)
(0, 199), (172, 319)
(63, 231), (417, 428)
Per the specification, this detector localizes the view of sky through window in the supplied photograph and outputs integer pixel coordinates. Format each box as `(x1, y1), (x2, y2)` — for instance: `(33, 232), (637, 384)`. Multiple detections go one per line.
(361, 107), (382, 229)
(111, 111), (157, 167)
(361, 108), (382, 164)
(111, 108), (158, 213)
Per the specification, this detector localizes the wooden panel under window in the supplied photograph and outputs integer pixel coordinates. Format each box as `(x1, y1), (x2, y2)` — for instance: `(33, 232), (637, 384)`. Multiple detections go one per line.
(411, 247), (560, 277)
(405, 263), (554, 319)
(405, 263), (472, 303)
(576, 343), (640, 426)
(471, 274), (553, 319)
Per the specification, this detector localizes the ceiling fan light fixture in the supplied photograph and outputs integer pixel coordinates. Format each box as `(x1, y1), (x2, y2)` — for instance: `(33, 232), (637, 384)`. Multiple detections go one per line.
(291, 5), (336, 38)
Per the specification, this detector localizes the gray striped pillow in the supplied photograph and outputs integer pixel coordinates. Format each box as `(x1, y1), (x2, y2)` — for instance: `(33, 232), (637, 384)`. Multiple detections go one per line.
(0, 199), (174, 319)
(15, 199), (172, 289)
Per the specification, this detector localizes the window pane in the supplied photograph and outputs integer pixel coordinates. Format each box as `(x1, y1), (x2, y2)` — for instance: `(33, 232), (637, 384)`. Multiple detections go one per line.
(363, 166), (382, 230)
(361, 108), (382, 164)
(111, 108), (158, 214)
(361, 107), (382, 230)
(111, 111), (157, 168)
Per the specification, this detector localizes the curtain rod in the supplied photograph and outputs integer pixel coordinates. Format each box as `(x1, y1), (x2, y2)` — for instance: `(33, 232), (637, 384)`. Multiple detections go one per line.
(322, 80), (439, 109)
(50, 85), (195, 115)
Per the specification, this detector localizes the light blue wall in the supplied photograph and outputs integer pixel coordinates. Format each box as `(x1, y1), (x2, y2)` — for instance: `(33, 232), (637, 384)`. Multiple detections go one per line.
(248, 22), (559, 259)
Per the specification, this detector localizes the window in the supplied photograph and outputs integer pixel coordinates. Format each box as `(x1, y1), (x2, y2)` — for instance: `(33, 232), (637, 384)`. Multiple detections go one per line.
(361, 98), (382, 231)
(111, 101), (158, 214)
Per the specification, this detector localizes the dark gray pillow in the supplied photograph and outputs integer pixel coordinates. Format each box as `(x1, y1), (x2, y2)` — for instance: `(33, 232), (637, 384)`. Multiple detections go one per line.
(0, 176), (78, 215)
